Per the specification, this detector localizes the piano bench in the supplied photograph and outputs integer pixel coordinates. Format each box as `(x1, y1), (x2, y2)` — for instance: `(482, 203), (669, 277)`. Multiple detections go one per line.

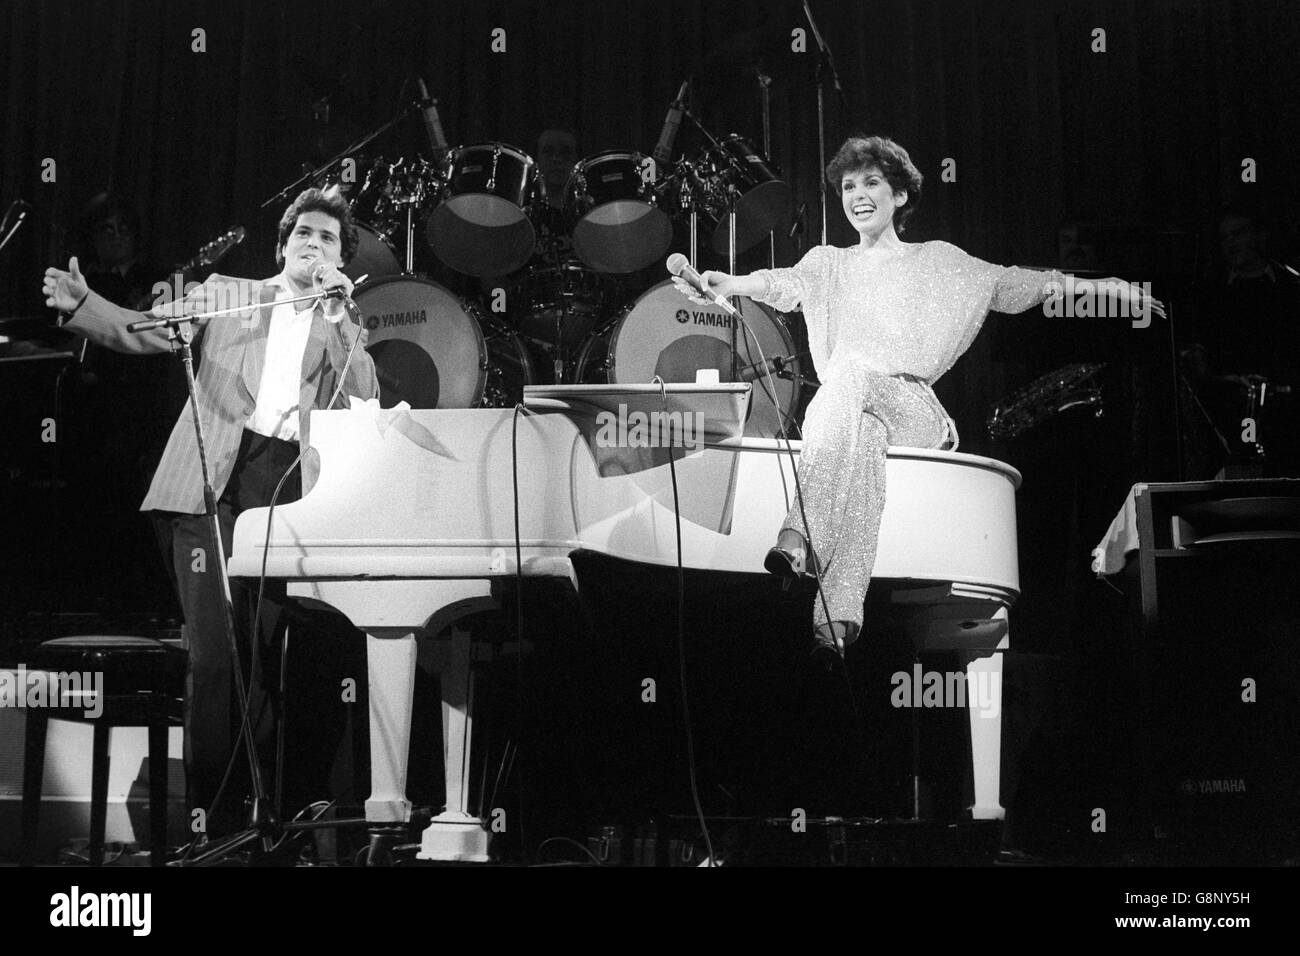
(18, 636), (185, 867)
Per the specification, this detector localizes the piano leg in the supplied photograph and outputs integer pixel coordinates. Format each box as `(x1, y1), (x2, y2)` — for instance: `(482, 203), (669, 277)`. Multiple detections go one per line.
(418, 626), (491, 863)
(956, 610), (1009, 821)
(365, 628), (418, 824)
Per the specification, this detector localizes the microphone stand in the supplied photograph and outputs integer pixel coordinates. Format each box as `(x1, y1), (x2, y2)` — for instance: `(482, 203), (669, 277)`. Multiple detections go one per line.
(755, 68), (775, 269)
(130, 291), (369, 865)
(261, 100), (424, 210)
(729, 192), (740, 386)
(680, 105), (755, 401)
(802, 1), (848, 245)
(680, 160), (699, 269)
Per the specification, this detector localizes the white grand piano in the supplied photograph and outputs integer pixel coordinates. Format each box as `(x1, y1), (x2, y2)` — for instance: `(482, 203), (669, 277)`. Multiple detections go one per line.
(229, 385), (1021, 861)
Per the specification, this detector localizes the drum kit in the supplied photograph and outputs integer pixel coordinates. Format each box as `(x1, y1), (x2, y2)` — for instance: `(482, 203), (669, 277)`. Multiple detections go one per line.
(267, 83), (806, 436)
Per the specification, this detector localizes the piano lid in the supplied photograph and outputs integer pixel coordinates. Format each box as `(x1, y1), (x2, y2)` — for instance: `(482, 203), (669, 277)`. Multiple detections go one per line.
(524, 383), (752, 441)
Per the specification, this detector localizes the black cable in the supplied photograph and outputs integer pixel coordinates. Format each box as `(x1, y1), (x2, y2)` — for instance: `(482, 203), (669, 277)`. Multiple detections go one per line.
(486, 738), (517, 825)
(733, 310), (856, 700)
(733, 310), (834, 628)
(534, 836), (606, 866)
(200, 298), (366, 842)
(652, 376), (716, 866)
(735, 297), (802, 438)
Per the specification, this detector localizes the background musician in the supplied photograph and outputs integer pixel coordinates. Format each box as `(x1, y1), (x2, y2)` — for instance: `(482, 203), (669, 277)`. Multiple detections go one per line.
(1184, 204), (1300, 476)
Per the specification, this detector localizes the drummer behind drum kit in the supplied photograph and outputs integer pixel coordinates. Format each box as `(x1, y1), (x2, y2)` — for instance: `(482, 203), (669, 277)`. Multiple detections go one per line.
(326, 129), (801, 437)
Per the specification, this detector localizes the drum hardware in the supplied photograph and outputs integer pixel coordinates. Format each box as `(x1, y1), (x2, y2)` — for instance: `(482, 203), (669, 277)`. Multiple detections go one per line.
(677, 102), (789, 257)
(657, 157), (705, 270)
(688, 134), (790, 258)
(261, 95), (427, 211)
(693, 114), (740, 382)
(512, 233), (607, 383)
(1213, 376), (1295, 462)
(479, 317), (537, 408)
(338, 156), (442, 282)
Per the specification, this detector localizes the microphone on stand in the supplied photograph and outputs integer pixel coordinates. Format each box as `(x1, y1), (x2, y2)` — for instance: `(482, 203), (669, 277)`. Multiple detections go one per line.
(652, 80), (690, 165)
(415, 77), (449, 157)
(739, 355), (788, 382)
(666, 252), (738, 316)
(788, 201), (807, 240)
(0, 199), (32, 253)
(740, 352), (814, 383)
(1267, 256), (1300, 279)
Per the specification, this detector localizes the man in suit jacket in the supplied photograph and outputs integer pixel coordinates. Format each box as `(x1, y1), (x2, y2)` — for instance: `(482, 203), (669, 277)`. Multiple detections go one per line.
(43, 187), (378, 837)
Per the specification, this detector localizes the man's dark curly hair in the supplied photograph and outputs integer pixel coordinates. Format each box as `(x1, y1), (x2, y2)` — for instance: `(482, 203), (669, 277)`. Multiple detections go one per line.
(826, 135), (924, 233)
(274, 186), (359, 266)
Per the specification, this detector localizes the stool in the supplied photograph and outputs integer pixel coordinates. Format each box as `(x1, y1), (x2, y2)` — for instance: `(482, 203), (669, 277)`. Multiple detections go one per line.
(20, 636), (185, 866)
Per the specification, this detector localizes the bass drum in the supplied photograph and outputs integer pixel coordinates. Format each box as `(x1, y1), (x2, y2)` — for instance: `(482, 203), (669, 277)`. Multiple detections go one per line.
(354, 276), (533, 409)
(575, 279), (799, 437)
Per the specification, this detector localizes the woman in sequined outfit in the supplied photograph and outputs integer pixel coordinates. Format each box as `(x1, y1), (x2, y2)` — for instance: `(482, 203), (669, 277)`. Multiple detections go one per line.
(672, 136), (1161, 662)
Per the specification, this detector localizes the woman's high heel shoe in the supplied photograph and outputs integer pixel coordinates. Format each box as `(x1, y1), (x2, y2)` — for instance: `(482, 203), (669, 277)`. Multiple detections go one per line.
(764, 531), (819, 579)
(764, 544), (806, 578)
(810, 621), (860, 669)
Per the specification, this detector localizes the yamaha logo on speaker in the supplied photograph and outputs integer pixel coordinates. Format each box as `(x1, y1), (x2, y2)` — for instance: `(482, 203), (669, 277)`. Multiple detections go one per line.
(1179, 778), (1248, 796)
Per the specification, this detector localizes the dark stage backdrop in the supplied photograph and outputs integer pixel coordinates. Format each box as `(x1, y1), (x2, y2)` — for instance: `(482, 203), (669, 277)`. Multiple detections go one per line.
(2, 0), (1298, 640)
(5, 0), (1298, 288)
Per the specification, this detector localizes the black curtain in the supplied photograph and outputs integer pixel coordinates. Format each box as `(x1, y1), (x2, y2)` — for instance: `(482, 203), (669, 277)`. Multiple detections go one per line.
(3, 0), (1298, 640)
(5, 0), (1297, 285)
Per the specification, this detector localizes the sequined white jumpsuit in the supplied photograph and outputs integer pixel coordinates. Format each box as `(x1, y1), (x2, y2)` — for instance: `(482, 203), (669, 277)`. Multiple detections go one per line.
(753, 240), (1061, 630)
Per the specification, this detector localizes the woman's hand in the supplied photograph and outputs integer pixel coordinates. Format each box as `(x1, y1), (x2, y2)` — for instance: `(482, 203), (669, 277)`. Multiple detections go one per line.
(42, 257), (90, 313)
(671, 270), (733, 306)
(1132, 284), (1167, 320)
(1092, 274), (1164, 323)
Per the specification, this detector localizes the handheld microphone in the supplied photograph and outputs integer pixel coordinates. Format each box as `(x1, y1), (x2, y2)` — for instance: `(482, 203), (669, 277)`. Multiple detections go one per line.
(666, 252), (738, 316)
(310, 259), (349, 300)
(416, 77), (449, 156)
(652, 80), (690, 165)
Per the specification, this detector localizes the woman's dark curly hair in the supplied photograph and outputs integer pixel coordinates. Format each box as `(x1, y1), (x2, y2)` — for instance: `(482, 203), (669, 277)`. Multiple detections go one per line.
(274, 186), (359, 266)
(826, 135), (923, 233)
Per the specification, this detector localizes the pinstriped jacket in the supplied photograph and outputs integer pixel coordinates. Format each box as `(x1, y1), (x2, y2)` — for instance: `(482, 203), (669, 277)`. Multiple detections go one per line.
(65, 273), (379, 515)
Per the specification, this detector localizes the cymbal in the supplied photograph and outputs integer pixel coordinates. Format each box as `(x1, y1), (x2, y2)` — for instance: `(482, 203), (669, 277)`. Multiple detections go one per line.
(693, 24), (797, 84)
